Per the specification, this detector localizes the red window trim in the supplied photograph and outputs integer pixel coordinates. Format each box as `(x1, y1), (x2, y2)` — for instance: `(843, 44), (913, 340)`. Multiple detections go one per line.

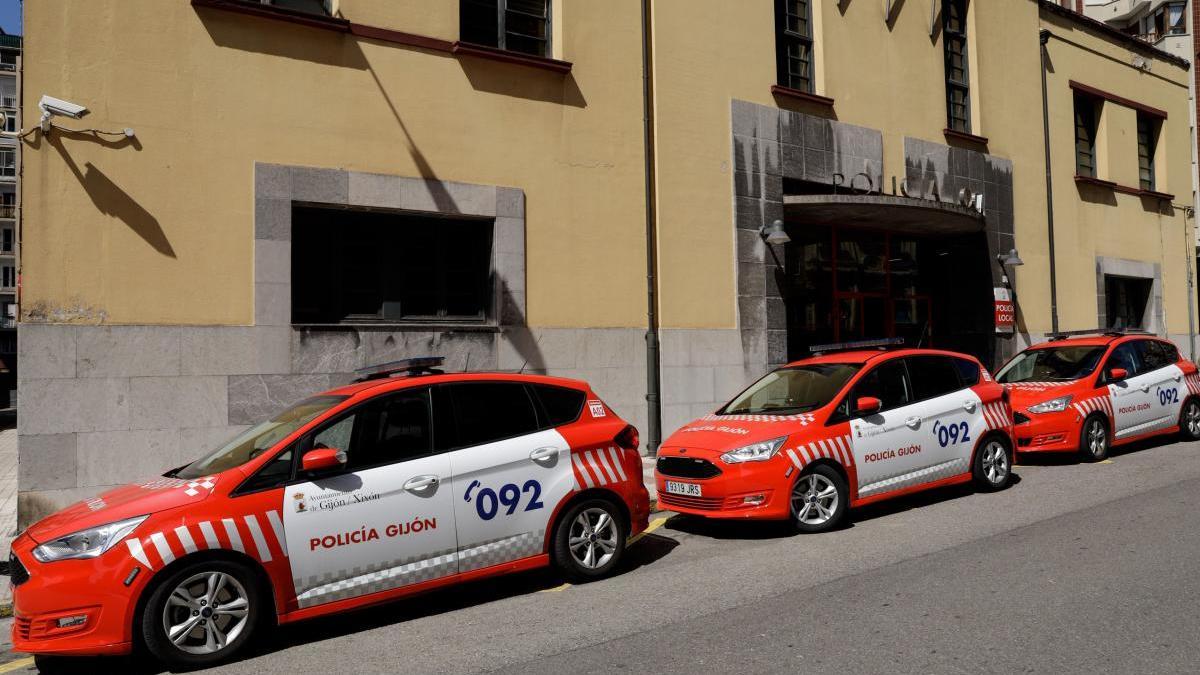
(451, 41), (573, 74)
(770, 85), (836, 108)
(191, 0), (350, 32)
(943, 128), (989, 146)
(1075, 175), (1175, 201)
(1069, 81), (1168, 120)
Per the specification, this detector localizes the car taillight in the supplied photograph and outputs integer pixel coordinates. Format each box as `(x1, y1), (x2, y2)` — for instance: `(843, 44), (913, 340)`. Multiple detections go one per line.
(615, 425), (639, 452)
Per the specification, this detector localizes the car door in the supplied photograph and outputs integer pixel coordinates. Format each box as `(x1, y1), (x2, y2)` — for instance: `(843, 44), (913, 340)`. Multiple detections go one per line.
(1104, 341), (1154, 438)
(283, 386), (459, 609)
(444, 381), (574, 573)
(1133, 340), (1184, 434)
(846, 358), (929, 498)
(905, 355), (984, 472)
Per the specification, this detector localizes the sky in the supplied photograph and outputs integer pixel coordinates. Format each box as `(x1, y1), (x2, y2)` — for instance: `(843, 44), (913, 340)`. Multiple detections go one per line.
(0, 0), (18, 36)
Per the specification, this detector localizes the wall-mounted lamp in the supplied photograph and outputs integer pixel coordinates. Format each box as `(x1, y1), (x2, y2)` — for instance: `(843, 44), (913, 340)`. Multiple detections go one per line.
(760, 219), (791, 245)
(997, 249), (1024, 267)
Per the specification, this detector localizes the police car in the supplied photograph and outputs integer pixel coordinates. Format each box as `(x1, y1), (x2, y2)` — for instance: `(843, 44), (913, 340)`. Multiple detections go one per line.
(996, 329), (1200, 460)
(655, 339), (1015, 532)
(9, 358), (649, 667)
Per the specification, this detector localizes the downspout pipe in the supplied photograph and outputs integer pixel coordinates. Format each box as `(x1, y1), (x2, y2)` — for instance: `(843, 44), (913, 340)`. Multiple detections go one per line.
(640, 0), (662, 456)
(1040, 28), (1060, 335)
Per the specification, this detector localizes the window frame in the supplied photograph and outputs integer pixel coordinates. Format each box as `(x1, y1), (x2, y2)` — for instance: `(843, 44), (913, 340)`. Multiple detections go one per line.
(461, 0), (552, 59)
(1136, 112), (1160, 191)
(942, 0), (971, 134)
(1074, 93), (1100, 178)
(775, 0), (816, 94)
(831, 358), (914, 422)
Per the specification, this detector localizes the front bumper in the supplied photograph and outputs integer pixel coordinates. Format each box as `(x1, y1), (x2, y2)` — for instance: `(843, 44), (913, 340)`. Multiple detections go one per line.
(654, 450), (791, 520)
(1013, 408), (1082, 453)
(10, 532), (138, 656)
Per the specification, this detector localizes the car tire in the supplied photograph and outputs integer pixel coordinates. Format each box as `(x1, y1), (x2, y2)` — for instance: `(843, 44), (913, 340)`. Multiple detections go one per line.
(972, 436), (1013, 491)
(1079, 414), (1110, 462)
(1180, 398), (1200, 441)
(790, 464), (848, 534)
(552, 498), (627, 582)
(140, 558), (263, 669)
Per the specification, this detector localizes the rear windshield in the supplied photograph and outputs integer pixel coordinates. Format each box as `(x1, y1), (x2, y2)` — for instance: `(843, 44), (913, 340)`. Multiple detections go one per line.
(720, 364), (861, 416)
(176, 395), (347, 479)
(996, 346), (1106, 383)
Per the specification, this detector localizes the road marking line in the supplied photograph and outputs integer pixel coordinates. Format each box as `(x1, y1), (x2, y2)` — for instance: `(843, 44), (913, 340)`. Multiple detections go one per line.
(541, 583), (572, 593)
(1099, 459), (1114, 464)
(0, 657), (34, 673)
(628, 516), (668, 545)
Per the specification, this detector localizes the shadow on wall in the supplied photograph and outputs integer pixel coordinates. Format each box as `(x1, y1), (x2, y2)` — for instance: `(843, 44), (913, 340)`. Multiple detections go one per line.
(497, 278), (546, 373)
(196, 6), (370, 69)
(1075, 182), (1118, 207)
(457, 56), (587, 108)
(38, 131), (175, 258)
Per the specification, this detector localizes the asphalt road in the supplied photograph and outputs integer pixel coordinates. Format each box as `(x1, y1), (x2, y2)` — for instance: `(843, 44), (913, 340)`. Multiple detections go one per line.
(15, 436), (1200, 674)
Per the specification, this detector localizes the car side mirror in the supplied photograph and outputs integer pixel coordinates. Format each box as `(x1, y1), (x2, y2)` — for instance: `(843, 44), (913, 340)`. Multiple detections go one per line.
(1107, 367), (1128, 381)
(302, 448), (347, 473)
(855, 396), (882, 415)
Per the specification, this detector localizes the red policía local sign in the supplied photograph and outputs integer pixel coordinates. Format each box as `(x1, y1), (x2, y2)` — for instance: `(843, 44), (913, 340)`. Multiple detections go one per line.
(994, 287), (1014, 333)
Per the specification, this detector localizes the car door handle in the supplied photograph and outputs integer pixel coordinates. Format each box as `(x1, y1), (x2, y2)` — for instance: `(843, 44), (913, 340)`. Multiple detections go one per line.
(1141, 384), (1151, 393)
(530, 446), (559, 465)
(1174, 375), (1182, 382)
(905, 417), (921, 429)
(403, 475), (440, 492)
(962, 401), (977, 413)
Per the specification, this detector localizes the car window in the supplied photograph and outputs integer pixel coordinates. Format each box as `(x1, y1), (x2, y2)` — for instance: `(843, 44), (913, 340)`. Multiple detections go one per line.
(723, 364), (861, 416)
(1106, 343), (1141, 377)
(313, 414), (356, 453)
(851, 359), (911, 412)
(952, 357), (981, 387)
(1159, 341), (1181, 364)
(1134, 340), (1166, 372)
(907, 355), (964, 401)
(532, 385), (586, 427)
(239, 447), (295, 494)
(996, 346), (1106, 383)
(448, 382), (540, 448)
(350, 387), (434, 471)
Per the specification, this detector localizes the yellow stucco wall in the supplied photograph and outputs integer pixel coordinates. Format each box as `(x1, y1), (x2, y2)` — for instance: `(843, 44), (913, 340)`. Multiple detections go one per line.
(1039, 8), (1193, 334)
(21, 0), (648, 327)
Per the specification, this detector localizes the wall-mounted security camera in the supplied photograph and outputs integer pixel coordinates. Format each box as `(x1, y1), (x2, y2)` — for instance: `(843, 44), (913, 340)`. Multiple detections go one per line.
(39, 95), (89, 120)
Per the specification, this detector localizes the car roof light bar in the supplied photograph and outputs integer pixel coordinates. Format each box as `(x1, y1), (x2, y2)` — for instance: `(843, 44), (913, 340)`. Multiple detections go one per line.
(352, 356), (445, 382)
(1047, 327), (1150, 340)
(808, 337), (905, 355)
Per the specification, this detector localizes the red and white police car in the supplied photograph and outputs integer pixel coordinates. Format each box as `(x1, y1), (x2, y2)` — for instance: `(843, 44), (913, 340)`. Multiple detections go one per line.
(996, 330), (1200, 460)
(655, 340), (1015, 532)
(10, 358), (649, 667)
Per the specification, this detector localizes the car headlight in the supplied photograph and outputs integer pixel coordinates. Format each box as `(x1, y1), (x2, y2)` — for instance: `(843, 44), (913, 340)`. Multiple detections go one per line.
(1027, 395), (1073, 414)
(720, 437), (787, 464)
(32, 515), (148, 563)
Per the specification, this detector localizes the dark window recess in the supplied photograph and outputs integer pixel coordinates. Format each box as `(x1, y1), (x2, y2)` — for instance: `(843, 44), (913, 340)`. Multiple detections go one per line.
(240, 448), (296, 493)
(1075, 93), (1099, 178)
(852, 360), (911, 413)
(532, 385), (586, 428)
(448, 382), (540, 448)
(907, 355), (965, 401)
(292, 206), (493, 324)
(1105, 275), (1151, 331)
(460, 0), (549, 58)
(951, 357), (981, 387)
(775, 0), (814, 93)
(943, 0), (971, 133)
(656, 456), (722, 480)
(264, 0), (330, 15)
(1136, 112), (1159, 191)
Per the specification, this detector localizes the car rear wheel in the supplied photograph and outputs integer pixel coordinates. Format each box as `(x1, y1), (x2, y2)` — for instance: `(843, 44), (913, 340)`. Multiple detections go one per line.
(1180, 399), (1200, 441)
(972, 437), (1012, 491)
(141, 558), (263, 669)
(553, 498), (627, 582)
(790, 464), (848, 533)
(1079, 415), (1109, 462)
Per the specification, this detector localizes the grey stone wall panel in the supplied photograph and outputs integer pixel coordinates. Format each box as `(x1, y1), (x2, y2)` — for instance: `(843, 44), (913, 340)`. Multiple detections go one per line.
(254, 198), (292, 242)
(18, 324), (77, 380)
(181, 326), (290, 376)
(292, 166), (348, 205)
(18, 433), (77, 491)
(77, 429), (180, 486)
(19, 378), (130, 436)
(347, 171), (403, 209)
(255, 282), (291, 327)
(254, 239), (291, 285)
(228, 374), (334, 425)
(76, 326), (181, 378)
(130, 376), (227, 431)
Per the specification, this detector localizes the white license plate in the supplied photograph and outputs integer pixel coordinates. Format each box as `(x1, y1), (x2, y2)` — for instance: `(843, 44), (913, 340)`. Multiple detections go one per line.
(664, 480), (702, 497)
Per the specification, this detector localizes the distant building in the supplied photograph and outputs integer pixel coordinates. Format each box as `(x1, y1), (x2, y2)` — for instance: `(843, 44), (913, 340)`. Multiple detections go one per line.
(0, 31), (18, 408)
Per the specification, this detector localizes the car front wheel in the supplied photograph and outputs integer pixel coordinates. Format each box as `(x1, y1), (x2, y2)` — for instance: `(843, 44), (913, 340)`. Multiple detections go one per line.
(1079, 415), (1109, 462)
(141, 558), (263, 669)
(790, 464), (848, 533)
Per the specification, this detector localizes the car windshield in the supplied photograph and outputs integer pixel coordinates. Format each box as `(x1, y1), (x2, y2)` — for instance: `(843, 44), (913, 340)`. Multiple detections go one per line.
(996, 346), (1106, 383)
(720, 364), (861, 415)
(175, 395), (347, 479)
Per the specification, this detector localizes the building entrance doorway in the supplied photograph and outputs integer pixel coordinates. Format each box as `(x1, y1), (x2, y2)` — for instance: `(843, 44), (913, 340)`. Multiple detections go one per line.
(782, 224), (994, 364)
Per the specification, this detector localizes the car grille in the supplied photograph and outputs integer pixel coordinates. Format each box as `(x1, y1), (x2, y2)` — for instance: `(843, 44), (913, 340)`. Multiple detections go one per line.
(1013, 412), (1031, 425)
(9, 553), (28, 586)
(658, 493), (725, 511)
(13, 616), (30, 640)
(657, 456), (721, 479)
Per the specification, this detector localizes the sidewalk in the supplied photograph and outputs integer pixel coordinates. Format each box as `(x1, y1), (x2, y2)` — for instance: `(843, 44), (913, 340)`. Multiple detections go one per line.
(642, 453), (657, 504)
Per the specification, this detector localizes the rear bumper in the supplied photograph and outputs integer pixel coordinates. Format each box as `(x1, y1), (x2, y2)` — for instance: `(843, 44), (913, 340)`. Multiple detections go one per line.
(654, 455), (792, 520)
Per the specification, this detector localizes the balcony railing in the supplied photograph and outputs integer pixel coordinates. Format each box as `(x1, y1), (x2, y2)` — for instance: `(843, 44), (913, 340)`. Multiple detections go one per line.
(0, 205), (15, 219)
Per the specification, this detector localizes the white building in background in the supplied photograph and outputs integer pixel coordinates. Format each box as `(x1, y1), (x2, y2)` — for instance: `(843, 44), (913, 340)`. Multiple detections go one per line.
(0, 30), (17, 408)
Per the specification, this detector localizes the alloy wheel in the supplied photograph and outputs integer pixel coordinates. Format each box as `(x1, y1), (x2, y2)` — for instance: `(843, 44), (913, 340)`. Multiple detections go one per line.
(791, 473), (839, 526)
(162, 571), (250, 655)
(1087, 419), (1107, 457)
(981, 441), (1009, 485)
(568, 507), (618, 569)
(1186, 402), (1200, 437)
